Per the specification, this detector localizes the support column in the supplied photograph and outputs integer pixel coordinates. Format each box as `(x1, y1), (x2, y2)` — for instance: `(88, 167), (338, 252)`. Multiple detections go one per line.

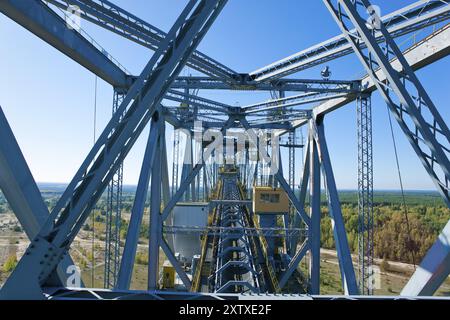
(148, 117), (165, 291)
(308, 122), (321, 295)
(314, 119), (359, 295)
(116, 115), (160, 290)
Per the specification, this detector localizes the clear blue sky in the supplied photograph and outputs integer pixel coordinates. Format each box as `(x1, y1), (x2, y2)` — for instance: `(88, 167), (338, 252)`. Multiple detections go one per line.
(0, 0), (449, 190)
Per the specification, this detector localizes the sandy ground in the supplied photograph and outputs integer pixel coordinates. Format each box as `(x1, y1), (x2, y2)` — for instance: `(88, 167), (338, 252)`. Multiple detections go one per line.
(0, 213), (449, 296)
(320, 248), (450, 296)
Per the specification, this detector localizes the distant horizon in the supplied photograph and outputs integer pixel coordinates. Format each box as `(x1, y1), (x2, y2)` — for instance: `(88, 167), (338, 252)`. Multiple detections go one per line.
(35, 182), (441, 194)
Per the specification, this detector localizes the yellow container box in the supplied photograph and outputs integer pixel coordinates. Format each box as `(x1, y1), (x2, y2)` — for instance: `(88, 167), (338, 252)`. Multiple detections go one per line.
(252, 187), (289, 214)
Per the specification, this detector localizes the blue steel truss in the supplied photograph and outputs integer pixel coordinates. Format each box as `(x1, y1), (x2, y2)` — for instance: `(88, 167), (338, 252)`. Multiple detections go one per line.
(0, 0), (448, 300)
(357, 94), (374, 295)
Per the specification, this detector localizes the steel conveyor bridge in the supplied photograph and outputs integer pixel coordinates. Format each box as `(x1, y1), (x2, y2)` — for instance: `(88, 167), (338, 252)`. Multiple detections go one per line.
(0, 0), (450, 300)
(191, 168), (281, 294)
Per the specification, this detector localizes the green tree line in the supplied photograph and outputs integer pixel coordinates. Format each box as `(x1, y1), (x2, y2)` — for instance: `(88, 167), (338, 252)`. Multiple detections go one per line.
(320, 201), (449, 264)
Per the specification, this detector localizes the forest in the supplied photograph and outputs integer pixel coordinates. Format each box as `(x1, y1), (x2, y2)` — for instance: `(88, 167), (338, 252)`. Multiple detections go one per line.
(0, 187), (449, 265)
(320, 191), (449, 264)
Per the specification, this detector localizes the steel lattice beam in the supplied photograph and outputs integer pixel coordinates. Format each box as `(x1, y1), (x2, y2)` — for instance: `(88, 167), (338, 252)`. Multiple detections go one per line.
(243, 91), (350, 115)
(312, 119), (359, 295)
(104, 90), (126, 289)
(357, 95), (374, 295)
(170, 76), (359, 92)
(116, 117), (160, 291)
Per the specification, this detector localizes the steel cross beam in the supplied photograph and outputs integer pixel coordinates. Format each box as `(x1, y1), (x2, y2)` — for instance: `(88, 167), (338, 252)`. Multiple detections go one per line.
(163, 226), (304, 238)
(278, 240), (309, 289)
(148, 119), (164, 290)
(250, 0), (450, 82)
(44, 0), (238, 82)
(289, 137), (311, 260)
(165, 89), (232, 113)
(324, 0), (450, 206)
(0, 0), (227, 300)
(245, 117), (306, 130)
(170, 76), (360, 92)
(242, 91), (351, 115)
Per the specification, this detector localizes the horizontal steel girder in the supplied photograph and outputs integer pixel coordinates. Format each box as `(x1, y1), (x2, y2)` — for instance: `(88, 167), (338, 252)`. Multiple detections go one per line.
(250, 0), (450, 82)
(163, 226), (305, 239)
(170, 76), (360, 92)
(243, 92), (351, 114)
(41, 286), (450, 300)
